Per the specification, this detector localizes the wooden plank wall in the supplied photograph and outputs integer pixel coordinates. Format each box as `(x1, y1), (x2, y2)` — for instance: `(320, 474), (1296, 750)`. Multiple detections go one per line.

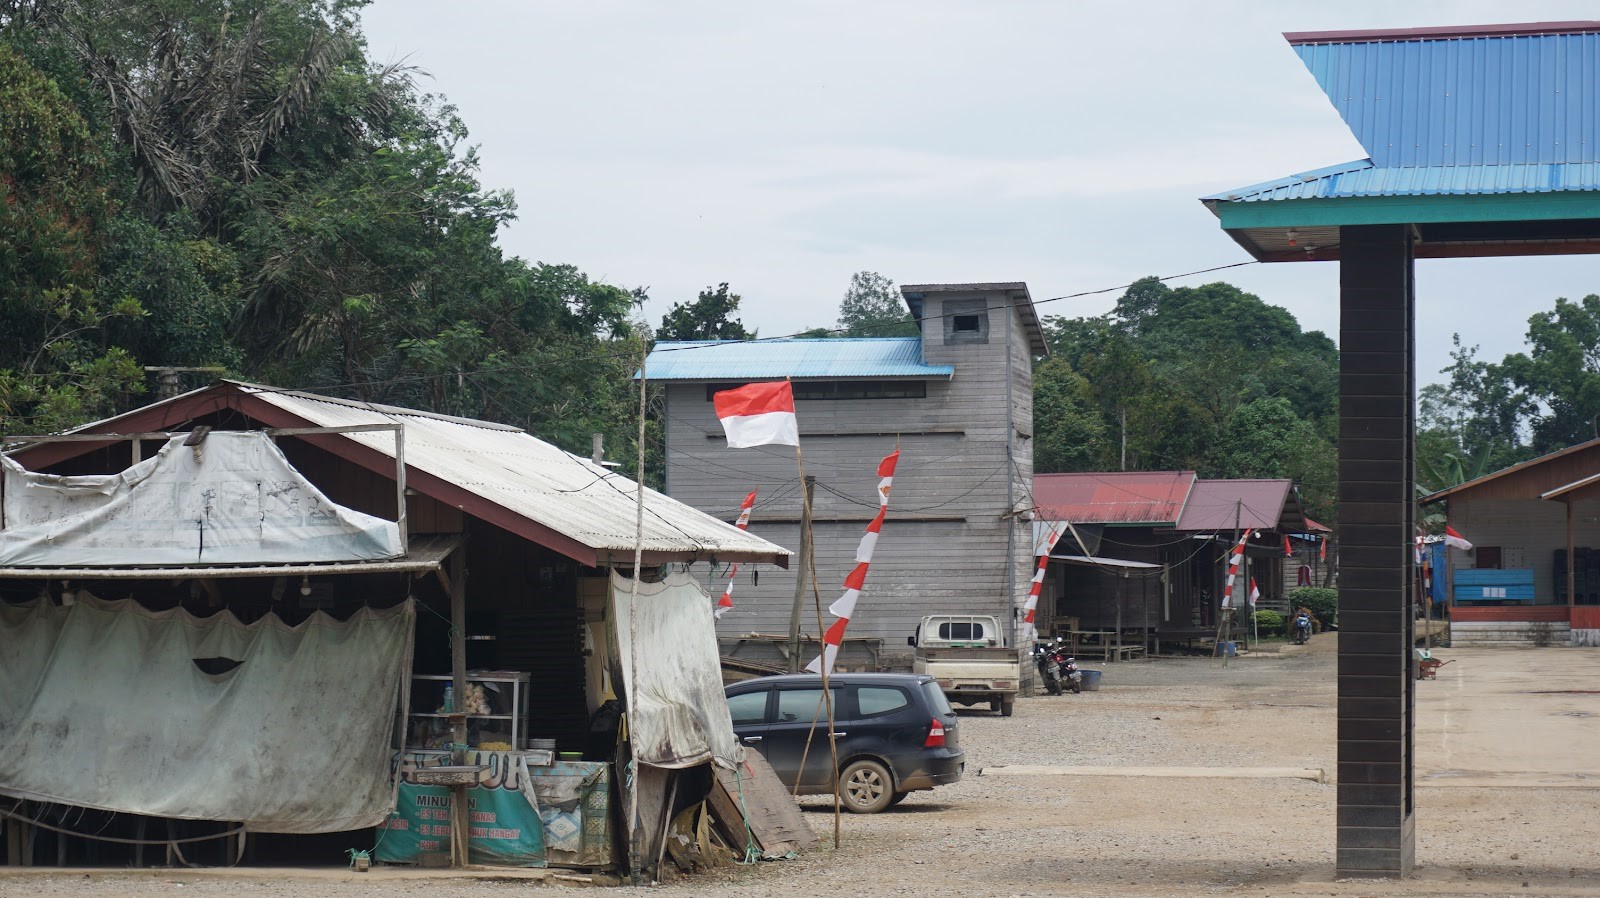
(664, 289), (1035, 668)
(1451, 497), (1600, 603)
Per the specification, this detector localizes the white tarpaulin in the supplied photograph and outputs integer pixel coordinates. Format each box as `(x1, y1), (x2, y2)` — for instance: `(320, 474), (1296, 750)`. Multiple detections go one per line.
(0, 431), (401, 567)
(609, 571), (739, 769)
(0, 595), (414, 833)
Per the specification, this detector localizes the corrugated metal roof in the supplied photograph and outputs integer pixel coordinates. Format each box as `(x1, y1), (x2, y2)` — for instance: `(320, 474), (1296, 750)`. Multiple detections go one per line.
(235, 384), (792, 565)
(1173, 479), (1293, 533)
(1204, 159), (1600, 202)
(1291, 27), (1600, 169)
(1032, 472), (1196, 525)
(643, 338), (954, 381)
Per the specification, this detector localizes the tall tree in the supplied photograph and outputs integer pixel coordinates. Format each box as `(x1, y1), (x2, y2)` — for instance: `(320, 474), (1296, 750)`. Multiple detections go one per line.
(0, 44), (145, 430)
(836, 270), (916, 337)
(658, 283), (753, 341)
(1500, 295), (1600, 453)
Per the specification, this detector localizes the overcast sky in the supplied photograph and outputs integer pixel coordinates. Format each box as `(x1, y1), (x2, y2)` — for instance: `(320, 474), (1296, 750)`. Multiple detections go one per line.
(360, 2), (1599, 385)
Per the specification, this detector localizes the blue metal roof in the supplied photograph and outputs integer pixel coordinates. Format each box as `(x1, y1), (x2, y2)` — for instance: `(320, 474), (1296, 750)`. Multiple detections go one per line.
(1204, 158), (1600, 202)
(643, 338), (955, 381)
(1292, 29), (1599, 169)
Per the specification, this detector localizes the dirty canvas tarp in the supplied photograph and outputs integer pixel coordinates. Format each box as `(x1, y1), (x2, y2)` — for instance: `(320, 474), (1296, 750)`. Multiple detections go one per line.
(609, 572), (739, 768)
(0, 596), (414, 832)
(0, 431), (401, 567)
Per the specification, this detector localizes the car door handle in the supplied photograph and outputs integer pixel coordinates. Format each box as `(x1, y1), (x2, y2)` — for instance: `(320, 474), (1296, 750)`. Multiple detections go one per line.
(742, 736), (763, 743)
(830, 732), (847, 738)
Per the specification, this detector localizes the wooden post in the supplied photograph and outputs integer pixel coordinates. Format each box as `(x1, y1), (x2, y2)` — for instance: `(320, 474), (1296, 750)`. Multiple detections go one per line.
(449, 547), (468, 761)
(1566, 500), (1576, 611)
(787, 476), (815, 673)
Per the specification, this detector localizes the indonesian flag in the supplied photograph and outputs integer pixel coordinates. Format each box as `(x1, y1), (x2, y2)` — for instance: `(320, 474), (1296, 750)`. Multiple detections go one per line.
(1021, 522), (1066, 639)
(1283, 534), (1293, 557)
(807, 449), (899, 674)
(1444, 525), (1473, 552)
(1221, 531), (1251, 610)
(713, 381), (798, 448)
(1248, 577), (1260, 607)
(1319, 538), (1327, 562)
(714, 490), (758, 620)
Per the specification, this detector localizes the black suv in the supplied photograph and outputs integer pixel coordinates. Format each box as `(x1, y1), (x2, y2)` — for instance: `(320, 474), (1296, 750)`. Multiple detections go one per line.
(723, 672), (964, 813)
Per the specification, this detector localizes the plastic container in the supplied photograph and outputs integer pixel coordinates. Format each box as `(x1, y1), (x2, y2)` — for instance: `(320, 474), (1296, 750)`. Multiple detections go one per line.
(1080, 669), (1102, 692)
(1220, 641), (1237, 657)
(528, 738), (557, 752)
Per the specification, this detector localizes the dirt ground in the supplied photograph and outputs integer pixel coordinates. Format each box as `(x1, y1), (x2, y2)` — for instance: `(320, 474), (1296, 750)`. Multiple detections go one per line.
(6, 639), (1599, 898)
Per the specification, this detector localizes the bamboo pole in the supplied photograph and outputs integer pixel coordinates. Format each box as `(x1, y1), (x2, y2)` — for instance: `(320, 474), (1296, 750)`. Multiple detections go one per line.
(796, 439), (842, 849)
(626, 346), (647, 883)
(786, 476), (815, 673)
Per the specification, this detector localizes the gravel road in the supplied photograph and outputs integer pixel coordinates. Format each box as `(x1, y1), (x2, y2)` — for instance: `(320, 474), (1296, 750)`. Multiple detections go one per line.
(6, 643), (1598, 898)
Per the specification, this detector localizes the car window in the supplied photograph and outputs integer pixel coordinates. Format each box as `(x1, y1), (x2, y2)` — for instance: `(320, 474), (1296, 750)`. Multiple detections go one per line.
(937, 621), (984, 640)
(920, 681), (955, 716)
(774, 688), (841, 724)
(726, 690), (769, 725)
(856, 686), (909, 718)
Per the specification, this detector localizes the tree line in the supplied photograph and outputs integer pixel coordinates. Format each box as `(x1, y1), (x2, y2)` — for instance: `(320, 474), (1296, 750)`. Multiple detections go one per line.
(3, 2), (1592, 512)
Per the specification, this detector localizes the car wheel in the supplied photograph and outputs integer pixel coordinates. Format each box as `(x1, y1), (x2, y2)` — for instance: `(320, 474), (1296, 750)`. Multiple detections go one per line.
(999, 696), (1015, 717)
(840, 759), (894, 814)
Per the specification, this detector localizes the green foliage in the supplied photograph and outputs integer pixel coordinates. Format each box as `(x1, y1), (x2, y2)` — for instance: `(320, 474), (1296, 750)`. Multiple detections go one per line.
(1032, 357), (1108, 472)
(1286, 587), (1337, 627)
(1252, 609), (1285, 637)
(658, 283), (753, 341)
(1034, 277), (1338, 520)
(1500, 295), (1600, 453)
(836, 271), (916, 337)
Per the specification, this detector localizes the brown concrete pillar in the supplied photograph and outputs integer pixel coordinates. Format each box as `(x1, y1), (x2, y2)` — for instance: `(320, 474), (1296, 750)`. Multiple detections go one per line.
(1336, 224), (1417, 877)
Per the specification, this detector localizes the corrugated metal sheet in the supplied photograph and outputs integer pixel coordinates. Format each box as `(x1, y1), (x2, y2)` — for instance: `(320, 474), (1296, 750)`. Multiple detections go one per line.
(1293, 30), (1599, 169)
(237, 385), (791, 564)
(643, 338), (954, 381)
(1204, 158), (1600, 202)
(1173, 479), (1293, 533)
(1033, 472), (1195, 525)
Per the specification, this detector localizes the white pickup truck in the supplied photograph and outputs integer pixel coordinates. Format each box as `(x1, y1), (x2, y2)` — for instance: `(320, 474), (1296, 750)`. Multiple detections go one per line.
(908, 614), (1021, 717)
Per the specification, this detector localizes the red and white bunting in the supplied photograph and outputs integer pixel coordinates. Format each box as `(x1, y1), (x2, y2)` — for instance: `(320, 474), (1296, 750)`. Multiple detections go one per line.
(1220, 531), (1251, 609)
(1022, 522), (1066, 639)
(714, 490), (758, 620)
(806, 450), (900, 674)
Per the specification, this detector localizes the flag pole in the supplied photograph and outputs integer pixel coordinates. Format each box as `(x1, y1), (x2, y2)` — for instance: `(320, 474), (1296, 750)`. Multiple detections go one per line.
(795, 426), (842, 848)
(626, 343), (647, 883)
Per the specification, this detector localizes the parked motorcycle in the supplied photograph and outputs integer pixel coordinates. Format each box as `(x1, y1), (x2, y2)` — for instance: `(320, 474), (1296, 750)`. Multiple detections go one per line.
(1033, 638), (1084, 695)
(1292, 611), (1313, 645)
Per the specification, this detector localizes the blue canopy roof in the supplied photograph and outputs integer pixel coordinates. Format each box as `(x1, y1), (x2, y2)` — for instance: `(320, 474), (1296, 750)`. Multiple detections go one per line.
(643, 338), (955, 381)
(1203, 22), (1600, 261)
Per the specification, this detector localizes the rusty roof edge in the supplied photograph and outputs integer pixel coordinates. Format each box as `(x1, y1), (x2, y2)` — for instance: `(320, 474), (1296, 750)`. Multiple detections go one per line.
(1420, 437), (1600, 505)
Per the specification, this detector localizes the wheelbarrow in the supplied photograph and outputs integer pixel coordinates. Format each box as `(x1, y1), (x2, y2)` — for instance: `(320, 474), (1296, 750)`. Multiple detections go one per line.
(1418, 657), (1454, 679)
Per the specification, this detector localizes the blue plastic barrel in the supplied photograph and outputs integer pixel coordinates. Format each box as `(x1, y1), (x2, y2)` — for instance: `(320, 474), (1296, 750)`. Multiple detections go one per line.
(1080, 669), (1102, 691)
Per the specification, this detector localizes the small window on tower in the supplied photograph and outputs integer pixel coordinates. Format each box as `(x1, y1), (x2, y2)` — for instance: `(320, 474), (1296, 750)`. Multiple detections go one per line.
(943, 299), (990, 345)
(953, 315), (981, 332)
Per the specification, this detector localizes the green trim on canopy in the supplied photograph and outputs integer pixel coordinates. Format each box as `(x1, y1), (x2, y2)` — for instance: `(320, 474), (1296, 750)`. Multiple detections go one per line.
(1210, 191), (1600, 230)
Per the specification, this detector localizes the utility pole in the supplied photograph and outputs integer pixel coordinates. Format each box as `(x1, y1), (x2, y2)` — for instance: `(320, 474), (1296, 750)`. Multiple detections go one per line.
(786, 475), (815, 672)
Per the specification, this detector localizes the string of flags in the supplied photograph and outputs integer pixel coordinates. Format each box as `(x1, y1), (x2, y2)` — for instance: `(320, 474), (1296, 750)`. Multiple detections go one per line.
(714, 490), (758, 619)
(807, 449), (900, 675)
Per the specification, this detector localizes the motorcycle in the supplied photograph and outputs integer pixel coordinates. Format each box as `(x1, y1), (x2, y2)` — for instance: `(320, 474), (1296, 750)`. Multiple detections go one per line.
(1033, 638), (1084, 695)
(1292, 611), (1313, 645)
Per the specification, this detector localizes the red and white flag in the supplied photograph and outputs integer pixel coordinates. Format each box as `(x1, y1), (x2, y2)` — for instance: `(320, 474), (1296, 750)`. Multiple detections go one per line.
(1248, 577), (1260, 607)
(807, 449), (899, 674)
(1319, 538), (1327, 563)
(714, 490), (758, 619)
(1282, 534), (1293, 557)
(1221, 531), (1251, 609)
(1022, 522), (1066, 638)
(1444, 525), (1473, 552)
(712, 381), (798, 448)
